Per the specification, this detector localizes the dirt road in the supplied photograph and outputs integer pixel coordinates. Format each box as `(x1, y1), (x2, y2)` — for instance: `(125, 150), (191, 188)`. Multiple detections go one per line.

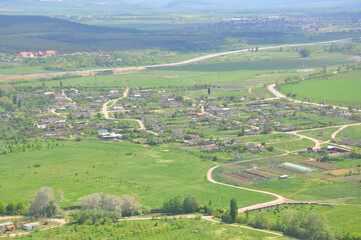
(207, 165), (286, 213)
(101, 88), (129, 119)
(101, 88), (158, 135)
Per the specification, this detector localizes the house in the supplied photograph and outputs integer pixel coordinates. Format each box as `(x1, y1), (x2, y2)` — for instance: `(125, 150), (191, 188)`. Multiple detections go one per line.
(258, 145), (266, 152)
(6, 225), (15, 231)
(247, 144), (259, 153)
(98, 130), (122, 139)
(45, 50), (57, 56)
(17, 52), (34, 58)
(173, 129), (183, 137)
(34, 51), (44, 57)
(23, 222), (40, 230)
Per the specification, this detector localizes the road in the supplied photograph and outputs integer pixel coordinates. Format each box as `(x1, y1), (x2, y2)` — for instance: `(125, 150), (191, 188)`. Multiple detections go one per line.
(0, 38), (352, 81)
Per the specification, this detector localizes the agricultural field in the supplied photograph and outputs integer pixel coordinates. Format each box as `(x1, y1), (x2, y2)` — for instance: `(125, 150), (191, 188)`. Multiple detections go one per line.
(19, 218), (288, 240)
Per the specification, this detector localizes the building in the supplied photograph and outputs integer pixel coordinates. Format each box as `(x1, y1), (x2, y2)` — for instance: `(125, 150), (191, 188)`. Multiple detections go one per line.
(0, 222), (13, 228)
(98, 130), (122, 139)
(17, 52), (34, 58)
(23, 222), (40, 230)
(45, 50), (57, 56)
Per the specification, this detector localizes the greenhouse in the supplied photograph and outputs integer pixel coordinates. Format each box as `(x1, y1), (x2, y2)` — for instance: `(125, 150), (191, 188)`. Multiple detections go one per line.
(283, 162), (316, 173)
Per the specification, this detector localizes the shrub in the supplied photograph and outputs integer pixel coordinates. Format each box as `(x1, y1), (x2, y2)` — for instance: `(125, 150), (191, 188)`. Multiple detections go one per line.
(183, 195), (199, 213)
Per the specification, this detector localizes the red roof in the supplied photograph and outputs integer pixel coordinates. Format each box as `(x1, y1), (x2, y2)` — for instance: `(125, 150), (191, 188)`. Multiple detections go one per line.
(17, 52), (33, 56)
(45, 50), (56, 54)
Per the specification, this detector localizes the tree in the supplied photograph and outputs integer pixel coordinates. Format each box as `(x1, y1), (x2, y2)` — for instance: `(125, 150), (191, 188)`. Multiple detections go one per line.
(102, 194), (122, 213)
(230, 198), (238, 223)
(45, 200), (58, 217)
(0, 201), (6, 214)
(183, 195), (199, 213)
(81, 193), (102, 210)
(163, 196), (183, 214)
(6, 201), (17, 215)
(299, 48), (311, 58)
(15, 201), (25, 214)
(30, 187), (57, 216)
(121, 195), (141, 216)
(12, 95), (17, 104)
(17, 99), (21, 108)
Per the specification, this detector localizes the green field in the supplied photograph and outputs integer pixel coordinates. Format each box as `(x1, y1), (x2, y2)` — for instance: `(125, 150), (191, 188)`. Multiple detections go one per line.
(19, 218), (288, 240)
(280, 70), (361, 106)
(336, 125), (361, 139)
(0, 142), (274, 209)
(298, 127), (340, 141)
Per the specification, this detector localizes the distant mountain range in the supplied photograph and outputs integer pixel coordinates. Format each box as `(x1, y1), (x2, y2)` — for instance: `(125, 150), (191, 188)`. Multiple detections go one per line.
(2, 0), (361, 11)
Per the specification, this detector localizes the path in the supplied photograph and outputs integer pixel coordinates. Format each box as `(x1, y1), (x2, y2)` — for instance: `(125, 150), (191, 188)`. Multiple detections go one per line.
(119, 215), (296, 239)
(0, 38), (352, 81)
(101, 88), (129, 119)
(202, 216), (297, 239)
(268, 84), (361, 112)
(101, 88), (158, 135)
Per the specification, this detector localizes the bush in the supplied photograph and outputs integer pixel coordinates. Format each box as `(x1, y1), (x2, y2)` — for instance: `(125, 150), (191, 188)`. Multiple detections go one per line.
(72, 210), (121, 225)
(183, 195), (199, 213)
(221, 210), (233, 223)
(249, 211), (271, 229)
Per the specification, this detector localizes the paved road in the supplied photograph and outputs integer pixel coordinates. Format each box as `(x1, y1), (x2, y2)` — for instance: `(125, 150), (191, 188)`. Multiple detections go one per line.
(0, 38), (352, 81)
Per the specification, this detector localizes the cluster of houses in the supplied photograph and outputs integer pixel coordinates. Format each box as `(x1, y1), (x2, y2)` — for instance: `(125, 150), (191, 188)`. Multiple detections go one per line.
(17, 50), (56, 58)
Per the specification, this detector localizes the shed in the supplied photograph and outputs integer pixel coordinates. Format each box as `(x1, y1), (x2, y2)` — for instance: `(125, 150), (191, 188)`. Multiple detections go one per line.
(23, 222), (40, 230)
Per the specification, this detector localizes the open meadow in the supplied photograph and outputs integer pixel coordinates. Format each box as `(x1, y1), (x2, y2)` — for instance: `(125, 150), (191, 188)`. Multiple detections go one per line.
(0, 141), (274, 209)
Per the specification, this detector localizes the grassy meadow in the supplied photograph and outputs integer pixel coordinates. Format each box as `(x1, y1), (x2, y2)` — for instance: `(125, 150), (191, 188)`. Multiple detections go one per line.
(0, 141), (274, 209)
(280, 70), (361, 106)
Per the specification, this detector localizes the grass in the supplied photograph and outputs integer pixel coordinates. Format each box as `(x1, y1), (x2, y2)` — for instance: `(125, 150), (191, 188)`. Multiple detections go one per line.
(246, 204), (361, 233)
(297, 127), (340, 141)
(280, 70), (361, 106)
(336, 125), (361, 139)
(271, 138), (315, 151)
(20, 218), (288, 240)
(0, 141), (274, 209)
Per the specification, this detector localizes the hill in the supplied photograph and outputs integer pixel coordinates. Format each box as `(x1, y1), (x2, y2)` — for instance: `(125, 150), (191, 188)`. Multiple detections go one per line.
(0, 15), (355, 54)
